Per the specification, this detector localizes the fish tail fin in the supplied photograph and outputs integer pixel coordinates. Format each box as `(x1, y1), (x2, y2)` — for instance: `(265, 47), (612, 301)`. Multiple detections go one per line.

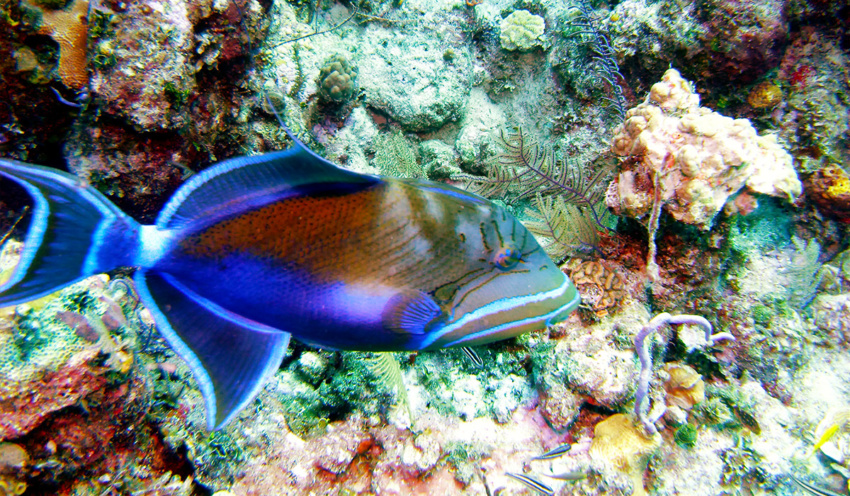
(135, 270), (290, 430)
(0, 159), (140, 307)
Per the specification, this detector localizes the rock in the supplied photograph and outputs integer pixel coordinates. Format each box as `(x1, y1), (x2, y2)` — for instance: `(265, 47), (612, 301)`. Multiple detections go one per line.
(359, 25), (472, 131)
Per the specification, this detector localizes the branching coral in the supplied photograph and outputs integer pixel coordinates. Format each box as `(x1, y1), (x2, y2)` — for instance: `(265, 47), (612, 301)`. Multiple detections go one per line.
(632, 313), (734, 435)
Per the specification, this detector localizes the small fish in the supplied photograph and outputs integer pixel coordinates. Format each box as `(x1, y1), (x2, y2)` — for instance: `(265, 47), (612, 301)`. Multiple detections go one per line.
(0, 124), (580, 430)
(545, 470), (587, 481)
(811, 423), (840, 457)
(790, 475), (845, 496)
(731, 406), (761, 435)
(506, 472), (554, 496)
(531, 443), (572, 460)
(461, 346), (483, 367)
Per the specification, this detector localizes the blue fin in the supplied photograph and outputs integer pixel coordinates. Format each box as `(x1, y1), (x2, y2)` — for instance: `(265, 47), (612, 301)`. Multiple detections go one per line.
(0, 159), (139, 307)
(135, 270), (290, 430)
(382, 291), (443, 335)
(156, 138), (380, 232)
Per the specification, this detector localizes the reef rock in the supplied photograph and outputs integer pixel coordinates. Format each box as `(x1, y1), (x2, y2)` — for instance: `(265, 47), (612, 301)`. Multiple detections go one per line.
(359, 23), (472, 132)
(607, 68), (802, 230)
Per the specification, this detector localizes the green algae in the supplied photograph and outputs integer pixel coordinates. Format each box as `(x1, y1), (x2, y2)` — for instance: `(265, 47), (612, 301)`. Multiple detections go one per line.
(674, 424), (699, 449)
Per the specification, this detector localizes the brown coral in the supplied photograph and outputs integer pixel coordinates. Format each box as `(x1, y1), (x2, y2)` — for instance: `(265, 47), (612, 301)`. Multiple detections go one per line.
(747, 81), (782, 109)
(566, 260), (627, 317)
(37, 0), (89, 90)
(806, 165), (850, 223)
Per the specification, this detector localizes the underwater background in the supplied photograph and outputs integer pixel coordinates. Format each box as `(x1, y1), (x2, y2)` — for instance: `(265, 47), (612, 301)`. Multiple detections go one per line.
(0, 0), (849, 494)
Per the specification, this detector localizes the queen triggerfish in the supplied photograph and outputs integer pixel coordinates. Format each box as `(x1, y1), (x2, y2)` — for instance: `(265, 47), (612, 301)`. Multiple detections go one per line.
(0, 128), (580, 429)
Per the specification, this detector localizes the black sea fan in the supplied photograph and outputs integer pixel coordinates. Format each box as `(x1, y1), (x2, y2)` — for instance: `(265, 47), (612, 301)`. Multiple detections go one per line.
(525, 193), (602, 261)
(455, 128), (612, 260)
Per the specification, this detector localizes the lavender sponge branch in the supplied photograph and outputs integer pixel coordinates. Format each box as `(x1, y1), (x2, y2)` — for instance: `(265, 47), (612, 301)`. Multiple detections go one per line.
(633, 313), (736, 435)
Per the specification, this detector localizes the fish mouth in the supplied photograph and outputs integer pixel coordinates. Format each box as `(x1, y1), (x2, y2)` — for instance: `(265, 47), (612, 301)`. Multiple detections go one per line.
(419, 277), (580, 349)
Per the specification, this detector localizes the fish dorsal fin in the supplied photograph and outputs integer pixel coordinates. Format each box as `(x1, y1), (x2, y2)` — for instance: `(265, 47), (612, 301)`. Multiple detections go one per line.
(156, 139), (379, 231)
(382, 291), (443, 335)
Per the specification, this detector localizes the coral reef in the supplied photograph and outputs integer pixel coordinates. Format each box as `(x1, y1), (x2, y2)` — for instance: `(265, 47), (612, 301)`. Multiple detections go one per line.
(1, 0), (850, 495)
(565, 259), (627, 318)
(777, 28), (850, 173)
(34, 0), (89, 90)
(607, 68), (801, 278)
(807, 164), (850, 223)
(747, 81), (782, 110)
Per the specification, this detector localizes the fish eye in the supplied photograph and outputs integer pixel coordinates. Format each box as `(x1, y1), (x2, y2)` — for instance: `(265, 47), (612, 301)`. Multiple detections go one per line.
(493, 246), (521, 271)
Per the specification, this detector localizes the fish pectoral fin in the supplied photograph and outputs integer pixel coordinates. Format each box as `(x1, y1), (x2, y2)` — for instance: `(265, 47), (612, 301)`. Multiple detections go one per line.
(381, 290), (442, 335)
(135, 270), (290, 430)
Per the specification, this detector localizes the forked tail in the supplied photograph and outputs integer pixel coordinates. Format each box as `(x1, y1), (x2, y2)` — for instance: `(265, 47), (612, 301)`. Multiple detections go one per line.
(0, 158), (140, 307)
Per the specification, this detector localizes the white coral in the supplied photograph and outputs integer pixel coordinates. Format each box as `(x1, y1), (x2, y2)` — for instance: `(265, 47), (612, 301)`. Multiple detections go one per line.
(609, 69), (802, 230)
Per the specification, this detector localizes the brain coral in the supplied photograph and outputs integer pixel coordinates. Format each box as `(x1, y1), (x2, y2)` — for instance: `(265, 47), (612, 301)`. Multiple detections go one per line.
(499, 10), (546, 52)
(607, 68), (801, 231)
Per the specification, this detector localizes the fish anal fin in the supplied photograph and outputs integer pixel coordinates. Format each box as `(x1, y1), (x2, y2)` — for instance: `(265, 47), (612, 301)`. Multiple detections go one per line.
(135, 270), (290, 430)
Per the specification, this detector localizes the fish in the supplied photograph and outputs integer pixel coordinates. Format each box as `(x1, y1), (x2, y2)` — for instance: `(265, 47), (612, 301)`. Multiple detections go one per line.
(461, 346), (483, 367)
(0, 125), (580, 430)
(505, 472), (555, 496)
(790, 475), (845, 496)
(545, 470), (587, 481)
(531, 443), (572, 460)
(810, 423), (840, 457)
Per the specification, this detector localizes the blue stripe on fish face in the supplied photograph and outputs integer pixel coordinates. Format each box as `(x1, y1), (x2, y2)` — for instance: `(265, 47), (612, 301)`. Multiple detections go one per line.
(417, 276), (580, 349)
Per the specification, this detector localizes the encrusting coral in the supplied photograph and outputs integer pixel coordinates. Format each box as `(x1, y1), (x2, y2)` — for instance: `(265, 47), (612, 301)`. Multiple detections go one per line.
(608, 68), (801, 230)
(606, 68), (802, 277)
(36, 0), (90, 90)
(589, 413), (660, 496)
